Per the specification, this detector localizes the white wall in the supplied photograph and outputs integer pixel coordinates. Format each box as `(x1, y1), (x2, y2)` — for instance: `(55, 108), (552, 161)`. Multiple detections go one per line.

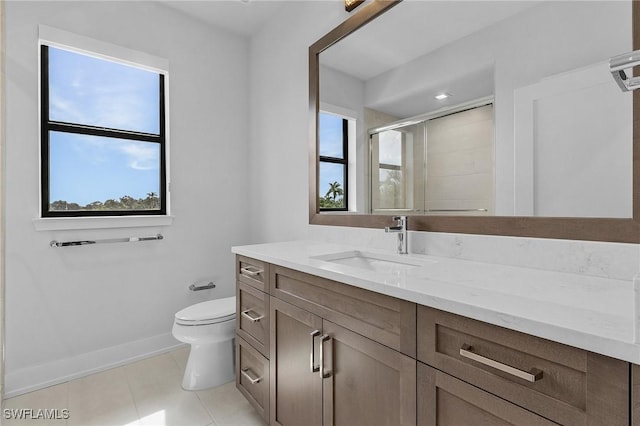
(249, 2), (350, 242)
(4, 1), (251, 396)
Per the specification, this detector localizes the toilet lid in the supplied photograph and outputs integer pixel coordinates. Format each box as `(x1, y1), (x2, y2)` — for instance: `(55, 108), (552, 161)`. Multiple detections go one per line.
(175, 297), (236, 325)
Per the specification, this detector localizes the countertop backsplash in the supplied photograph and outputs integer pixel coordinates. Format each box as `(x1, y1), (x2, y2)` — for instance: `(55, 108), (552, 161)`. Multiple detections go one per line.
(308, 224), (640, 281)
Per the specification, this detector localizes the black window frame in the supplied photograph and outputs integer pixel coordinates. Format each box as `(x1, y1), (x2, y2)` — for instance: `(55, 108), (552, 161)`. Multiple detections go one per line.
(319, 114), (349, 212)
(40, 44), (167, 218)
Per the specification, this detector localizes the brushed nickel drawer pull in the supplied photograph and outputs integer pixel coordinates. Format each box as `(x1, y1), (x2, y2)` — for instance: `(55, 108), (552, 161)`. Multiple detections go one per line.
(241, 309), (264, 322)
(241, 367), (262, 384)
(310, 330), (321, 373)
(460, 344), (543, 383)
(319, 334), (331, 379)
(240, 266), (263, 277)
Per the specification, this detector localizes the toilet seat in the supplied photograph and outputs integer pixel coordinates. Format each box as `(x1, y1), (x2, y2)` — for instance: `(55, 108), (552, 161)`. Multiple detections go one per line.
(175, 297), (236, 326)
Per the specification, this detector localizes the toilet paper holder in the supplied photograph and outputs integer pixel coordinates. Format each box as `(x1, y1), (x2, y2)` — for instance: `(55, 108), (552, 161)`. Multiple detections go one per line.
(189, 281), (216, 291)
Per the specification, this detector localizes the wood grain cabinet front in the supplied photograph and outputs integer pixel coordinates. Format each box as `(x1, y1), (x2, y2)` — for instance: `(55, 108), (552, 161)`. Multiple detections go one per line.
(270, 296), (323, 426)
(270, 296), (416, 426)
(270, 264), (416, 358)
(321, 319), (416, 426)
(417, 305), (629, 425)
(236, 336), (270, 422)
(237, 255), (269, 293)
(236, 281), (269, 357)
(235, 255), (271, 424)
(418, 362), (556, 426)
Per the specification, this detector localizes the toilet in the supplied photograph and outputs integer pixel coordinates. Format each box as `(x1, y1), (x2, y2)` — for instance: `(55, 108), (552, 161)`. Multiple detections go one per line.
(172, 296), (236, 391)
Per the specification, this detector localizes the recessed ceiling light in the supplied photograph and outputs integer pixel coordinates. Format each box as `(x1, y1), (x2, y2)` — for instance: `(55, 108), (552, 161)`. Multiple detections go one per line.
(435, 93), (450, 100)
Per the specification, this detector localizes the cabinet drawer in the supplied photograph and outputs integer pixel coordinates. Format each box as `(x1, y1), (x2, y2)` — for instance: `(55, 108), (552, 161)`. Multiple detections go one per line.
(418, 362), (555, 426)
(236, 336), (269, 422)
(270, 265), (416, 357)
(417, 306), (629, 425)
(236, 255), (269, 292)
(236, 281), (269, 357)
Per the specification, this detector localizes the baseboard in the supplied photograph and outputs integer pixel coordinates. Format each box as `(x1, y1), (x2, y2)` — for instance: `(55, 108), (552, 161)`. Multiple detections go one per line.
(4, 332), (186, 398)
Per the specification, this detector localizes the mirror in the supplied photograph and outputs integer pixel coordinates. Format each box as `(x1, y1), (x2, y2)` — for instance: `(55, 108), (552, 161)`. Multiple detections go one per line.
(310, 0), (640, 242)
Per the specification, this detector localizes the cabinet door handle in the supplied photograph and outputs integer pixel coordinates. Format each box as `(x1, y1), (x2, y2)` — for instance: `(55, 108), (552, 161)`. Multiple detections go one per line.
(460, 344), (543, 383)
(241, 367), (262, 384)
(240, 266), (263, 277)
(241, 309), (264, 322)
(310, 330), (321, 372)
(309, 330), (320, 373)
(319, 334), (331, 379)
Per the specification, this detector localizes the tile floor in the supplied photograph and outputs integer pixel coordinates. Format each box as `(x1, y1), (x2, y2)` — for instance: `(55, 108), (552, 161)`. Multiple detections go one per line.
(3, 346), (265, 426)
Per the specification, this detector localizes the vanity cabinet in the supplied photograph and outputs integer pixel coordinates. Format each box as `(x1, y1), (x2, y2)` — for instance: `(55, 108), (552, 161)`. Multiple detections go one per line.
(235, 255), (633, 426)
(237, 281), (269, 357)
(417, 305), (629, 425)
(235, 255), (271, 422)
(269, 297), (322, 425)
(237, 255), (269, 293)
(319, 319), (416, 426)
(417, 362), (555, 425)
(237, 336), (270, 420)
(269, 264), (416, 357)
(269, 265), (417, 426)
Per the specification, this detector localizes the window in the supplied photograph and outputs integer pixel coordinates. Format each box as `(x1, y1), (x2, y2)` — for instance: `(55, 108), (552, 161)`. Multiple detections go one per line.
(370, 125), (418, 213)
(40, 43), (167, 217)
(377, 130), (406, 209)
(318, 112), (348, 210)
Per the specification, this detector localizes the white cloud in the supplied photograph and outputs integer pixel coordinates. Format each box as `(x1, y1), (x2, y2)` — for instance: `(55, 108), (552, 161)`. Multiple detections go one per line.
(117, 141), (159, 171)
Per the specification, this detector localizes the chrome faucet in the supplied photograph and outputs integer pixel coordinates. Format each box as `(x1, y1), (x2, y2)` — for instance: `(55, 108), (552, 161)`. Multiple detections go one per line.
(385, 216), (408, 254)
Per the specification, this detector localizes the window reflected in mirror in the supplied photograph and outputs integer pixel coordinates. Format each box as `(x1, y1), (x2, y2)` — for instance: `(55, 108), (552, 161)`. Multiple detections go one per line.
(319, 111), (354, 211)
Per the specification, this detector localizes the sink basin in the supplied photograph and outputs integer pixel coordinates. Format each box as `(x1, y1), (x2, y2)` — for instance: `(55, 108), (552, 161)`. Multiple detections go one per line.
(311, 250), (428, 273)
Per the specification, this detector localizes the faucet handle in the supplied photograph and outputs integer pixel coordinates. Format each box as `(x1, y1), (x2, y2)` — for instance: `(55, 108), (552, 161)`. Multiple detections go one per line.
(392, 216), (407, 226)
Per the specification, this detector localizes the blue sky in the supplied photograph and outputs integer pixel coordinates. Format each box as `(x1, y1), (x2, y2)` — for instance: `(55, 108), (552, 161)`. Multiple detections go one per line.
(318, 113), (344, 197)
(47, 46), (161, 205)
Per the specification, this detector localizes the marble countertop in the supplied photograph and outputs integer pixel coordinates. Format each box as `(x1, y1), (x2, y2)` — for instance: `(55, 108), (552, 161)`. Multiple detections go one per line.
(232, 240), (640, 364)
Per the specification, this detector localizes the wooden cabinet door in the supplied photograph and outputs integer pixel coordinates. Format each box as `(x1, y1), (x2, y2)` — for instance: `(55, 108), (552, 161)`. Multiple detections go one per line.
(321, 320), (416, 426)
(270, 297), (323, 426)
(417, 362), (556, 426)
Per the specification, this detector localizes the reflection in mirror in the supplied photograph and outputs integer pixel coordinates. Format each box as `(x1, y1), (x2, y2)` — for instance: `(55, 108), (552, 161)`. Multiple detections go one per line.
(318, 112), (349, 211)
(318, 1), (632, 218)
(370, 102), (494, 215)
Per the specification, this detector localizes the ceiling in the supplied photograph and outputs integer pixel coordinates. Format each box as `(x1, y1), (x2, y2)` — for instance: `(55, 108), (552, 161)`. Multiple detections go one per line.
(321, 1), (539, 81)
(162, 0), (288, 39)
(319, 1), (540, 118)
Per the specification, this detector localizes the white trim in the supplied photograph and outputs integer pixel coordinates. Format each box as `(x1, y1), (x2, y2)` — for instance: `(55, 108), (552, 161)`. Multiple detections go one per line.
(38, 25), (168, 73)
(4, 333), (185, 398)
(33, 215), (174, 231)
(319, 102), (357, 121)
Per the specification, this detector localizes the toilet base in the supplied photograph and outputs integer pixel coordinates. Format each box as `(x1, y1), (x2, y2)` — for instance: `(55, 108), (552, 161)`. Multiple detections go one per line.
(181, 338), (235, 391)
